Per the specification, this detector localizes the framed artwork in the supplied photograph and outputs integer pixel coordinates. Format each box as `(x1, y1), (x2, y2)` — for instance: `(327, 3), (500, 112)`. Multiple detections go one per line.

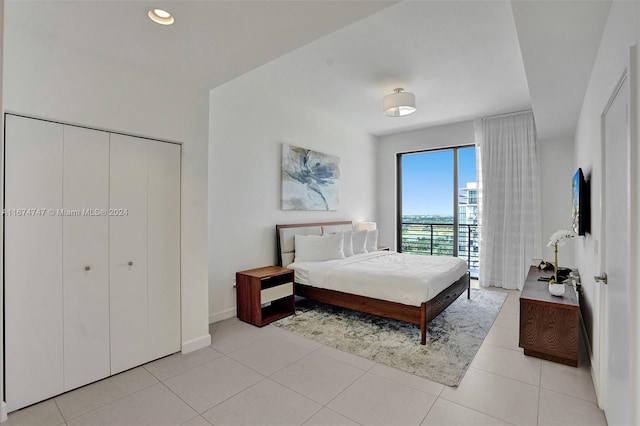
(281, 144), (340, 210)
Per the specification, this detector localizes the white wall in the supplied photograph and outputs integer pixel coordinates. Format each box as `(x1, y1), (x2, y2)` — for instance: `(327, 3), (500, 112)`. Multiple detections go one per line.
(0, 0), (5, 419)
(2, 8), (211, 355)
(634, 12), (640, 422)
(573, 0), (640, 415)
(539, 137), (576, 268)
(208, 76), (376, 321)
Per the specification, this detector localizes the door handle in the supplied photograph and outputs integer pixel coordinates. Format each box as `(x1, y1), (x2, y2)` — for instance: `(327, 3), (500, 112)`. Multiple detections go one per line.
(594, 273), (608, 285)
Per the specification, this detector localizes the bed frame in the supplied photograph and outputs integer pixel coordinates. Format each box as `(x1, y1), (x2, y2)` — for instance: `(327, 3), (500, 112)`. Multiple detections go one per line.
(276, 221), (470, 345)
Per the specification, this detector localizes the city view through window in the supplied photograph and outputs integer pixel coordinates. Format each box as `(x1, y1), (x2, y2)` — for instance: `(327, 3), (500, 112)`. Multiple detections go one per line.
(399, 147), (479, 277)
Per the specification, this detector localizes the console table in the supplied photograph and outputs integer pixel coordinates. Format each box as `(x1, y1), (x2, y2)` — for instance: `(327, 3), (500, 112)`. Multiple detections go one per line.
(519, 266), (580, 367)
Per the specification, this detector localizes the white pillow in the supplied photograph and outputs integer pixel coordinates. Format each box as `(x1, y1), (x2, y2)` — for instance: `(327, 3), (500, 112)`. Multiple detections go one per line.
(342, 231), (354, 257)
(295, 233), (345, 262)
(352, 230), (367, 254)
(365, 229), (378, 253)
(322, 230), (354, 257)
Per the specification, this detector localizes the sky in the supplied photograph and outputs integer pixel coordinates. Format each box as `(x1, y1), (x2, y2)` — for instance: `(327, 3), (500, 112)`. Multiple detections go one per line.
(401, 146), (476, 215)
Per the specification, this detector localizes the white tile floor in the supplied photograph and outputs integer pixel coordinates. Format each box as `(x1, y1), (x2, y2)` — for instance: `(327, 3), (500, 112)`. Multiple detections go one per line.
(5, 288), (607, 426)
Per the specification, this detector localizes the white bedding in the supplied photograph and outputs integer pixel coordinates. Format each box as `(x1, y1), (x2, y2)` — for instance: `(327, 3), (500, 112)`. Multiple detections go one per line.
(287, 251), (468, 307)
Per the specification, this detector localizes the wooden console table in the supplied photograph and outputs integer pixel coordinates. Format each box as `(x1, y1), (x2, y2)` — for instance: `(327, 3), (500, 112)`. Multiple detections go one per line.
(519, 266), (580, 367)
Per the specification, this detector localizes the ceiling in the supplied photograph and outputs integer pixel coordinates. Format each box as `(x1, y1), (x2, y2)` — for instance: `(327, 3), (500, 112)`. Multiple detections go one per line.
(512, 0), (611, 141)
(5, 0), (611, 140)
(240, 0), (532, 137)
(5, 0), (397, 91)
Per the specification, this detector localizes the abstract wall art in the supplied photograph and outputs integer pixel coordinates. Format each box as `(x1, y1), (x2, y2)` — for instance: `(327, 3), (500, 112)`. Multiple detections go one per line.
(281, 144), (340, 210)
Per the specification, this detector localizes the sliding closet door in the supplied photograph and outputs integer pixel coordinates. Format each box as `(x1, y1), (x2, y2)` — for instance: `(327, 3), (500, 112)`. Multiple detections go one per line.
(4, 115), (64, 411)
(62, 125), (110, 390)
(109, 134), (149, 374)
(4, 116), (181, 409)
(147, 142), (181, 360)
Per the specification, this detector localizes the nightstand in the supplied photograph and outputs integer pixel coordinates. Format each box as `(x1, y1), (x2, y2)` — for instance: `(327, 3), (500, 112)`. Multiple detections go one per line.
(236, 266), (295, 326)
(377, 246), (390, 251)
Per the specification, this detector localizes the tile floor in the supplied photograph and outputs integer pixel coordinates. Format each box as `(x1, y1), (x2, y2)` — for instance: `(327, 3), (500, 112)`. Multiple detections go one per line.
(5, 288), (607, 426)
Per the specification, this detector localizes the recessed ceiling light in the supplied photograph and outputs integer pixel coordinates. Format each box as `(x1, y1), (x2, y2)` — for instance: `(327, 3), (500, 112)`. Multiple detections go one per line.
(148, 8), (174, 25)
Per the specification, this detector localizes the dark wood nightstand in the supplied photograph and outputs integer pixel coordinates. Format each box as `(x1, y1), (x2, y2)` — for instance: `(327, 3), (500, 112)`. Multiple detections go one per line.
(519, 266), (580, 366)
(236, 266), (295, 327)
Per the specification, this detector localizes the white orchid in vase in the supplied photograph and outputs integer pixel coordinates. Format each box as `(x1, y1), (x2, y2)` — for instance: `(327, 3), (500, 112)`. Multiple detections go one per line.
(547, 229), (575, 284)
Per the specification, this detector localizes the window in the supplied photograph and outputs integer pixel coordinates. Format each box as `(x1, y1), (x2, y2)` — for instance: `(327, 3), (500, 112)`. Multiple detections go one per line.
(397, 146), (478, 276)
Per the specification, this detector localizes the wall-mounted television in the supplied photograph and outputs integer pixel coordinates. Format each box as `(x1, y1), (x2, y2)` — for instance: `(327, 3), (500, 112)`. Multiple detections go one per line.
(571, 168), (590, 236)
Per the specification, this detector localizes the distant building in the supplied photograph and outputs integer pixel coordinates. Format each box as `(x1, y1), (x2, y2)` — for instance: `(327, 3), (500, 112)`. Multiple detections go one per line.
(458, 182), (479, 274)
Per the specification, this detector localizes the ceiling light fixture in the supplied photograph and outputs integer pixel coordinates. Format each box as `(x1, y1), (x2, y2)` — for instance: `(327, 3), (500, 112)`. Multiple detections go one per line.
(148, 8), (175, 25)
(383, 88), (416, 117)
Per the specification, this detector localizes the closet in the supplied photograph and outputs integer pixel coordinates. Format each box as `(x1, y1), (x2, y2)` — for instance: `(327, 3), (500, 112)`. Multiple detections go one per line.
(4, 115), (181, 411)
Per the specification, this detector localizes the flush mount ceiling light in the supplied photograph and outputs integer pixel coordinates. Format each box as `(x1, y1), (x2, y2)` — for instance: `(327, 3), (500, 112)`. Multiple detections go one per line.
(383, 88), (416, 117)
(148, 8), (174, 25)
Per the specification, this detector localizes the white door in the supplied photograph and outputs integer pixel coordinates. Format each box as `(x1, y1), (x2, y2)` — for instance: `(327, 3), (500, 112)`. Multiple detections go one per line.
(109, 134), (149, 374)
(601, 73), (631, 425)
(62, 125), (110, 390)
(147, 142), (181, 359)
(4, 115), (64, 411)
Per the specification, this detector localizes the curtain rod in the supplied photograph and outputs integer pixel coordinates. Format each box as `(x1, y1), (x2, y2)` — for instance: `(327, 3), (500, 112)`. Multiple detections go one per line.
(482, 109), (533, 120)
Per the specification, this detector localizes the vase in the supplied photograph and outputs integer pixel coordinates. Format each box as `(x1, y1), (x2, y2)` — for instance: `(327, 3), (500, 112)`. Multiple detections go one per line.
(549, 282), (565, 297)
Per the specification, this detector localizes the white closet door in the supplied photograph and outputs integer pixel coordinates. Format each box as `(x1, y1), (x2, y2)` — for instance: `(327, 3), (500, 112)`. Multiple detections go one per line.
(109, 134), (149, 374)
(5, 115), (64, 411)
(62, 125), (110, 390)
(147, 142), (181, 359)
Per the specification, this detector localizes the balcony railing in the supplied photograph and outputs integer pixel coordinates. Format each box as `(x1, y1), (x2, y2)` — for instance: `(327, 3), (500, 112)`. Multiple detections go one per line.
(401, 222), (479, 277)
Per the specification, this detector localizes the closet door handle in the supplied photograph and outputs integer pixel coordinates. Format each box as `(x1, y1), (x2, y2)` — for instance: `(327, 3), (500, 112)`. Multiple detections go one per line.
(128, 261), (134, 266)
(85, 266), (91, 271)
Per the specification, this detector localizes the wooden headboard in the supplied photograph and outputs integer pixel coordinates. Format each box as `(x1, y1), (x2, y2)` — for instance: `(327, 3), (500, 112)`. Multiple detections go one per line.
(275, 221), (353, 267)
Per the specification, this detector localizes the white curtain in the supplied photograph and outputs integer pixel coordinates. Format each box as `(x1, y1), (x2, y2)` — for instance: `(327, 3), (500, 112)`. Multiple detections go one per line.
(475, 111), (541, 290)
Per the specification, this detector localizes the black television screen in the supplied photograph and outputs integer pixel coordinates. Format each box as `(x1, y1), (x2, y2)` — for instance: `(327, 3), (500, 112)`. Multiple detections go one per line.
(572, 168), (589, 235)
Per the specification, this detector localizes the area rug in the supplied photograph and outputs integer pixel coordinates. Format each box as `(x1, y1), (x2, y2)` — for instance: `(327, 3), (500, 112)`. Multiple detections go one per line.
(272, 288), (507, 387)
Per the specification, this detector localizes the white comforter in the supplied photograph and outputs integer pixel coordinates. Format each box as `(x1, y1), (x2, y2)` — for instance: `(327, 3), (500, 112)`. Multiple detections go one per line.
(287, 251), (468, 307)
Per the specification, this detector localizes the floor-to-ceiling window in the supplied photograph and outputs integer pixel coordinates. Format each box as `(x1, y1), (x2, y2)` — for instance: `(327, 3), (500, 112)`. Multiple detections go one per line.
(397, 146), (478, 276)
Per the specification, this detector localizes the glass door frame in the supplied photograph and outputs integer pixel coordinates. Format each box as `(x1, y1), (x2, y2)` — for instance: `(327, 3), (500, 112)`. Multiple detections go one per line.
(396, 144), (475, 257)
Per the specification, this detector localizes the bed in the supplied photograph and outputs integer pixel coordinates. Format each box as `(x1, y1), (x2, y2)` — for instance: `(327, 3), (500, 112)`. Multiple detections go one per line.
(276, 221), (470, 344)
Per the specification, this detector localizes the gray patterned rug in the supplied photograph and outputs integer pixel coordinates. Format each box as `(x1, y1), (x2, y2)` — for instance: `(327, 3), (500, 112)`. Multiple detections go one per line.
(273, 288), (507, 387)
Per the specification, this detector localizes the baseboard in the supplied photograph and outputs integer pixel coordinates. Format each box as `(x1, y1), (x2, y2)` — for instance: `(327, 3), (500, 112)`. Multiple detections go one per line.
(1, 401), (7, 423)
(581, 316), (604, 409)
(209, 307), (236, 324)
(181, 334), (211, 354)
